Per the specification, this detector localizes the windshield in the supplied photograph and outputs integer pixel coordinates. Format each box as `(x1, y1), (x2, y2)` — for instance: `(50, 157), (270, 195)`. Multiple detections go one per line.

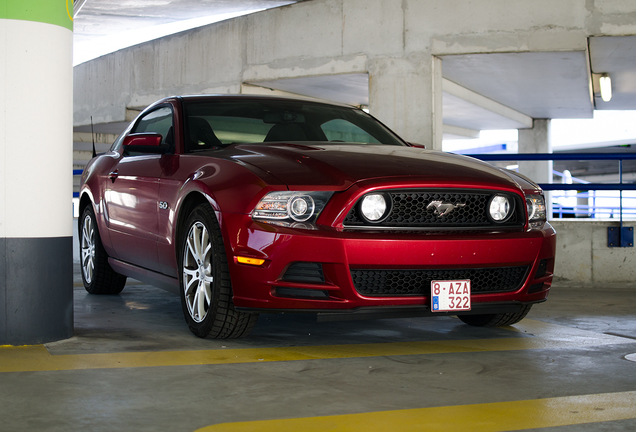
(183, 98), (406, 152)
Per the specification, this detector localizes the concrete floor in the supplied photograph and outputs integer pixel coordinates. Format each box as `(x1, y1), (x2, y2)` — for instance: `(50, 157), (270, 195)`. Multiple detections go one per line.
(1, 261), (636, 431)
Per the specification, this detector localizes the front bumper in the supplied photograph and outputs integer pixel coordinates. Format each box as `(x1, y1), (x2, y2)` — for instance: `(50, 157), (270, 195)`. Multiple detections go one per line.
(222, 213), (556, 313)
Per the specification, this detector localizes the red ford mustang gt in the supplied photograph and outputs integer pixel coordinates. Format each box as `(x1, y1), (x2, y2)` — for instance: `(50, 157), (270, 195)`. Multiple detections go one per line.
(79, 95), (556, 338)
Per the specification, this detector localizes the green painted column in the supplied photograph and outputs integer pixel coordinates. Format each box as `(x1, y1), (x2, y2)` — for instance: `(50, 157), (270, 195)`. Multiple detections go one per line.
(0, 0), (74, 344)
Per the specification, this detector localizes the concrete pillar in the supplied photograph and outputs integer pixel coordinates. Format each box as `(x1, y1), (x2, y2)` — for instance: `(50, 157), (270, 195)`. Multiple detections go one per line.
(1, 1), (74, 344)
(368, 55), (443, 150)
(518, 119), (553, 217)
(518, 119), (552, 183)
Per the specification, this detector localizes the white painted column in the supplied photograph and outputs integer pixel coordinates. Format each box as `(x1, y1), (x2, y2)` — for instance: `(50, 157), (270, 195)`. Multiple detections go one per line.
(0, 1), (74, 344)
(518, 119), (553, 216)
(368, 55), (442, 150)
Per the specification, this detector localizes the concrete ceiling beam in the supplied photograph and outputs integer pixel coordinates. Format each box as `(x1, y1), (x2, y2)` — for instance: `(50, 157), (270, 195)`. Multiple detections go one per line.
(442, 79), (533, 129)
(443, 124), (480, 139)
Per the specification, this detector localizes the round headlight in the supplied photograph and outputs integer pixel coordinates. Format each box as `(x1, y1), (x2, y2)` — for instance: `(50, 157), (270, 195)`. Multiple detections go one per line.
(288, 195), (315, 222)
(360, 193), (390, 222)
(489, 195), (511, 222)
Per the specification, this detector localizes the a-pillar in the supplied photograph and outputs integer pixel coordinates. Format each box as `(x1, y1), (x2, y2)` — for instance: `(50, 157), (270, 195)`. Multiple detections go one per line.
(0, 1), (74, 344)
(518, 119), (553, 216)
(368, 55), (443, 150)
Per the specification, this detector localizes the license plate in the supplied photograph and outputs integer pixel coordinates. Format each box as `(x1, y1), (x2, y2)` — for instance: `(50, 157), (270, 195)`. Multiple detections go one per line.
(431, 280), (471, 312)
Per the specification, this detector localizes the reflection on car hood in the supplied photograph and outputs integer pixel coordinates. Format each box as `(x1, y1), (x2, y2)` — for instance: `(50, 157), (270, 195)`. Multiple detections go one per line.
(230, 143), (521, 191)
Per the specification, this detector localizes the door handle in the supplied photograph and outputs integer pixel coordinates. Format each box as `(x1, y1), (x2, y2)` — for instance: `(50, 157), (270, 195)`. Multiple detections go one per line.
(109, 170), (119, 183)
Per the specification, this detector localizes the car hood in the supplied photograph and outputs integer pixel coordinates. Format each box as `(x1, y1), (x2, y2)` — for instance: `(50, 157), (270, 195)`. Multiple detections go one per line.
(230, 143), (523, 191)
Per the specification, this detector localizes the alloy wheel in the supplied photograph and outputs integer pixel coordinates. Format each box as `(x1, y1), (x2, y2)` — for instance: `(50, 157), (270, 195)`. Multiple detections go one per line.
(183, 221), (214, 323)
(81, 214), (96, 284)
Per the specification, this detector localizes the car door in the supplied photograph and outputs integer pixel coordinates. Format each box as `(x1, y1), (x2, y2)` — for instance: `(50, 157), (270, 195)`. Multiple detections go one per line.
(104, 105), (174, 272)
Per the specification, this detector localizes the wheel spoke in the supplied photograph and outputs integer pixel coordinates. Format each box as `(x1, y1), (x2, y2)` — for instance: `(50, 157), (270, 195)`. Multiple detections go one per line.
(202, 242), (212, 261)
(186, 235), (197, 263)
(193, 225), (203, 261)
(183, 267), (197, 277)
(202, 280), (211, 304)
(197, 282), (207, 319)
(184, 275), (198, 296)
(201, 229), (210, 257)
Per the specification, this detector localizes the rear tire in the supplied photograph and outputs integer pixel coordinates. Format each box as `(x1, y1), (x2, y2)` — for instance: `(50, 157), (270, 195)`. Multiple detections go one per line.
(179, 204), (258, 339)
(79, 206), (127, 295)
(458, 304), (532, 327)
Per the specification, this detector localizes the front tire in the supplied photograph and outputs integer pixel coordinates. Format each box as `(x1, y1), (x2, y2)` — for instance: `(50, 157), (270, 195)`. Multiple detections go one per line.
(179, 204), (258, 339)
(458, 304), (532, 327)
(79, 206), (127, 295)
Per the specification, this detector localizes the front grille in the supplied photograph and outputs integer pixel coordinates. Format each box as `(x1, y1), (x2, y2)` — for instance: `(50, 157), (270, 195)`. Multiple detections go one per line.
(351, 266), (529, 297)
(344, 189), (524, 229)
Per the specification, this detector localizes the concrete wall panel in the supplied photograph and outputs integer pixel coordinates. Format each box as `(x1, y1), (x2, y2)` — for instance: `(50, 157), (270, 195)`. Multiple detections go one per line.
(551, 220), (636, 284)
(74, 19), (246, 125)
(591, 0), (636, 35)
(247, 0), (342, 65)
(243, 54), (367, 82)
(406, 0), (588, 54)
(591, 224), (636, 283)
(550, 221), (593, 282)
(343, 0), (404, 57)
(406, 0), (588, 38)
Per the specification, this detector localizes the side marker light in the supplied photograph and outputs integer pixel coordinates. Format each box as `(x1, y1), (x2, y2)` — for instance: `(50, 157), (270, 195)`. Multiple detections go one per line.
(236, 256), (265, 266)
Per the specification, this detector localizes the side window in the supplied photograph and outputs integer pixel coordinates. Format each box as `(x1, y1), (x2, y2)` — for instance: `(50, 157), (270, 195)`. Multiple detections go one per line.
(321, 119), (380, 144)
(132, 106), (174, 146)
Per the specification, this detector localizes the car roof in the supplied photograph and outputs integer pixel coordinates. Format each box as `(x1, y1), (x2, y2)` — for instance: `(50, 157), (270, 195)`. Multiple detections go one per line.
(167, 94), (358, 109)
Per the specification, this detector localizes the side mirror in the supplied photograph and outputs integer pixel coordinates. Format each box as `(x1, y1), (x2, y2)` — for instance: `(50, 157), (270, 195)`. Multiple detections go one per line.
(407, 142), (426, 149)
(123, 133), (169, 155)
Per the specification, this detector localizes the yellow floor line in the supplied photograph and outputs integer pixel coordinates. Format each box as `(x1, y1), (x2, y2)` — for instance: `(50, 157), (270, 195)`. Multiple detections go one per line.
(195, 390), (636, 432)
(0, 320), (632, 373)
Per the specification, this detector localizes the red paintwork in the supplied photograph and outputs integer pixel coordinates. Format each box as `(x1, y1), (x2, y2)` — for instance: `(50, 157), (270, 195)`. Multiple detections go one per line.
(123, 133), (162, 147)
(80, 95), (556, 314)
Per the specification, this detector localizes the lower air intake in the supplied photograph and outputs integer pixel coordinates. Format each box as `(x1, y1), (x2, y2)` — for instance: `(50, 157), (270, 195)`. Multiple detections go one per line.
(351, 266), (529, 297)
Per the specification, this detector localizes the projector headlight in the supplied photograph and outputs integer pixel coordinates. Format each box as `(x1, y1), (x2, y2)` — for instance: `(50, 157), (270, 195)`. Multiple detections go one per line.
(252, 191), (333, 226)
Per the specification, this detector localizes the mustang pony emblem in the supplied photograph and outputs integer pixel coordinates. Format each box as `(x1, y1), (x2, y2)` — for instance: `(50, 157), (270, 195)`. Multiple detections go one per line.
(427, 200), (466, 217)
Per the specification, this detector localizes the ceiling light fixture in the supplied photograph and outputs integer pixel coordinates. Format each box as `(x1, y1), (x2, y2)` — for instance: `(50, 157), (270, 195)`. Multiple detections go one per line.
(599, 74), (612, 102)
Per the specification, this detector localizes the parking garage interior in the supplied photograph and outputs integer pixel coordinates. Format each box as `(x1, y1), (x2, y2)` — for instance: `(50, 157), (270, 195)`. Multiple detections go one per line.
(2, 1), (636, 430)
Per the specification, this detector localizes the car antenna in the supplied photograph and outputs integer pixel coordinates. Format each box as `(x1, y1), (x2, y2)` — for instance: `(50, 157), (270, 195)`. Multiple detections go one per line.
(90, 116), (96, 158)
